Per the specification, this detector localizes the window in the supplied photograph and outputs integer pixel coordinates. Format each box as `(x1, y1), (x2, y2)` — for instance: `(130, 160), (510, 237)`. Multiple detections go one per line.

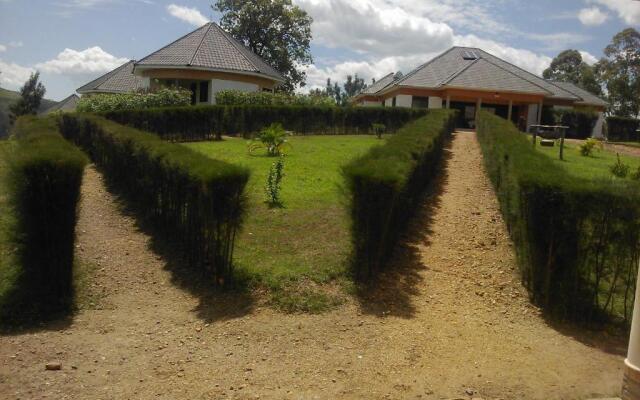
(412, 96), (429, 108)
(199, 81), (209, 103)
(392, 97), (396, 107)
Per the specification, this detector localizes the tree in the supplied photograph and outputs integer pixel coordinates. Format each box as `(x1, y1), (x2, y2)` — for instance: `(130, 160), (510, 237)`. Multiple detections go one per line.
(323, 75), (367, 106)
(9, 71), (46, 123)
(213, 0), (313, 92)
(543, 49), (602, 95)
(597, 28), (640, 118)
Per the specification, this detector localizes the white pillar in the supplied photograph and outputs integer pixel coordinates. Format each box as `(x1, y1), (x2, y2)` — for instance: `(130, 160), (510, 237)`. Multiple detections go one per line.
(623, 269), (640, 399)
(507, 100), (513, 122)
(446, 95), (451, 109)
(537, 101), (543, 125)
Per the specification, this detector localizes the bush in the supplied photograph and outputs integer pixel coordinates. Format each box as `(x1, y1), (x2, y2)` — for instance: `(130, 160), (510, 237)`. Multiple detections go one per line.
(343, 109), (456, 280)
(215, 90), (335, 107)
(249, 123), (291, 156)
(3, 116), (87, 315)
(607, 116), (640, 142)
(542, 108), (599, 139)
(579, 138), (598, 156)
(610, 154), (630, 178)
(59, 114), (249, 284)
(265, 156), (285, 206)
(76, 88), (191, 113)
(477, 111), (640, 326)
(103, 105), (427, 141)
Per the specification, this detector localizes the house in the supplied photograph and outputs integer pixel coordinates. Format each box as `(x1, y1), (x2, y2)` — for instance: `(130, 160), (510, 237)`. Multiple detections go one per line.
(352, 47), (608, 137)
(42, 94), (80, 114)
(77, 22), (285, 104)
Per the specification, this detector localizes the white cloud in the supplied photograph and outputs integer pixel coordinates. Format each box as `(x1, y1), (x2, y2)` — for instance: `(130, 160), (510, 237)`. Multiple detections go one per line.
(579, 50), (599, 65)
(0, 59), (34, 89)
(9, 41), (23, 48)
(35, 46), (128, 75)
(578, 7), (609, 26)
(167, 4), (208, 27)
(525, 32), (590, 51)
(0, 45), (6, 53)
(591, 0), (640, 25)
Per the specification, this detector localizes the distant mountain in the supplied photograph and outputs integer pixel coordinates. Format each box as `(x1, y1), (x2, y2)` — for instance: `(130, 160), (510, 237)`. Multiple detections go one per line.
(0, 88), (58, 138)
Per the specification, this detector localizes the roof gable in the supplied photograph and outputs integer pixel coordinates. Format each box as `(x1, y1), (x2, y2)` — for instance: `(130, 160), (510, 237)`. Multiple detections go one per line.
(77, 60), (146, 94)
(136, 22), (284, 82)
(549, 81), (608, 107)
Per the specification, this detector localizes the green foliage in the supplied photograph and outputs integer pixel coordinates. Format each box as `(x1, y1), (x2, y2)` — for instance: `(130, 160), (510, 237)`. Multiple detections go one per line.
(265, 156), (285, 206)
(249, 123), (292, 156)
(215, 90), (334, 107)
(631, 166), (640, 181)
(76, 88), (191, 113)
(2, 116), (87, 319)
(477, 111), (640, 326)
(542, 108), (599, 139)
(371, 123), (386, 139)
(213, 0), (312, 92)
(104, 104), (427, 141)
(606, 116), (640, 142)
(610, 153), (630, 178)
(59, 114), (249, 284)
(543, 49), (602, 95)
(579, 138), (598, 156)
(9, 72), (46, 124)
(343, 109), (457, 280)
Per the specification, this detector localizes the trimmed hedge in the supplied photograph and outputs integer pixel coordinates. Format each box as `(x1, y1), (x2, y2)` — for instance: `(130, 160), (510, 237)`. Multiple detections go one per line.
(59, 114), (249, 284)
(4, 116), (87, 313)
(541, 107), (598, 139)
(103, 105), (427, 141)
(343, 109), (456, 280)
(607, 116), (640, 142)
(477, 111), (640, 325)
(215, 90), (335, 107)
(76, 88), (192, 113)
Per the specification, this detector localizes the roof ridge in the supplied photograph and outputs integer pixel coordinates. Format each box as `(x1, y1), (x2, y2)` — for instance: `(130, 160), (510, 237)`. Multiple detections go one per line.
(211, 22), (260, 72)
(440, 57), (481, 86)
(476, 56), (552, 94)
(77, 60), (134, 92)
(135, 23), (210, 66)
(395, 47), (457, 86)
(189, 22), (214, 66)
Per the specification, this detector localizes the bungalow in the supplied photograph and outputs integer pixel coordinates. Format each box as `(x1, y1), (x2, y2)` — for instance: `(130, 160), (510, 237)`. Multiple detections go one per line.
(353, 47), (608, 137)
(77, 22), (285, 104)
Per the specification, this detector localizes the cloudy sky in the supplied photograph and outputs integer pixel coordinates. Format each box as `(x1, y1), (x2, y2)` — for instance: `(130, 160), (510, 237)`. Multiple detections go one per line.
(0, 0), (639, 100)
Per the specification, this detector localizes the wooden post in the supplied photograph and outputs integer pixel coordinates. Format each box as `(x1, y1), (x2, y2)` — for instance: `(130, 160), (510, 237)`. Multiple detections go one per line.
(507, 99), (513, 122)
(532, 127), (537, 147)
(559, 128), (565, 160)
(622, 264), (640, 400)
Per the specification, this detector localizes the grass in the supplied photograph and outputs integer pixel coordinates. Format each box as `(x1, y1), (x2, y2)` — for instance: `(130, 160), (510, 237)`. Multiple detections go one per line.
(0, 140), (18, 316)
(184, 135), (382, 311)
(534, 138), (640, 180)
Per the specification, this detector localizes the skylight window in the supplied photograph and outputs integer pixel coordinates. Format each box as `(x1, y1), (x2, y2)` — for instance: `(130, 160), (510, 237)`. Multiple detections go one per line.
(462, 50), (478, 60)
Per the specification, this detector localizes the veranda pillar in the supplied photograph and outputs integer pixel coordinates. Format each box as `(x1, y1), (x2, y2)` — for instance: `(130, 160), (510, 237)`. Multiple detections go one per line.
(623, 268), (640, 399)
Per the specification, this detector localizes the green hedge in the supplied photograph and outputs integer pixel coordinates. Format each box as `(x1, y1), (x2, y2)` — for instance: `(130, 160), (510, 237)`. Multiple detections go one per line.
(4, 116), (87, 314)
(215, 90), (335, 107)
(343, 109), (456, 280)
(76, 88), (192, 113)
(607, 116), (640, 142)
(541, 107), (598, 139)
(103, 105), (427, 141)
(59, 114), (249, 284)
(477, 111), (640, 325)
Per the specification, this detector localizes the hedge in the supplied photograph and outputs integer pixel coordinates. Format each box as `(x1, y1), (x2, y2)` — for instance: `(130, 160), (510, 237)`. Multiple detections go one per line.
(59, 114), (249, 284)
(3, 116), (87, 314)
(477, 111), (640, 326)
(215, 90), (335, 107)
(76, 88), (192, 113)
(607, 116), (640, 142)
(343, 109), (456, 280)
(103, 105), (427, 141)
(541, 107), (599, 139)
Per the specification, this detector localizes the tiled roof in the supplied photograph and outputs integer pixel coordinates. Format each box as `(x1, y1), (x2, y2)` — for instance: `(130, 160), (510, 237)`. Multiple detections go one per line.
(135, 22), (284, 82)
(43, 94), (79, 114)
(549, 81), (608, 107)
(361, 73), (397, 95)
(76, 60), (146, 94)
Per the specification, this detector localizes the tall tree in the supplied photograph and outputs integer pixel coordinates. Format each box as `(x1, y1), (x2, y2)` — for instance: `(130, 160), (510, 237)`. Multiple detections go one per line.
(597, 28), (640, 118)
(9, 71), (46, 123)
(542, 49), (602, 95)
(323, 75), (367, 106)
(213, 0), (313, 92)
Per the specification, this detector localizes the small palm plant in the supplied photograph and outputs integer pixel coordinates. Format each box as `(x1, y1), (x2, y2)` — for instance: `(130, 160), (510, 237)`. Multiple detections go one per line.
(248, 123), (292, 156)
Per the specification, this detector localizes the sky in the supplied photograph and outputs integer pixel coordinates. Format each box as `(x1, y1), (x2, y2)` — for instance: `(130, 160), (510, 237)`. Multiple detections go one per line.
(0, 0), (639, 101)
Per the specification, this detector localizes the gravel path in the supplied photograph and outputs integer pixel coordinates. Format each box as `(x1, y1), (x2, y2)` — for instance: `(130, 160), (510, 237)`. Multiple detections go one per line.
(0, 132), (626, 399)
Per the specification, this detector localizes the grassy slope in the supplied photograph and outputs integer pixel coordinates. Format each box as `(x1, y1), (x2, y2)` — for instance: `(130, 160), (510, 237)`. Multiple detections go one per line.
(0, 140), (18, 310)
(0, 88), (58, 137)
(185, 135), (381, 310)
(535, 139), (640, 180)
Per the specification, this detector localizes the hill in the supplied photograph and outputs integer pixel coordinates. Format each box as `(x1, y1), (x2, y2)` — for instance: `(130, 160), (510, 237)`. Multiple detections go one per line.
(0, 88), (58, 138)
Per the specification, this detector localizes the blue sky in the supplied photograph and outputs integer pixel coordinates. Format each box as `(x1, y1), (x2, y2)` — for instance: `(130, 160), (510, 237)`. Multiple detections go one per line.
(0, 0), (638, 100)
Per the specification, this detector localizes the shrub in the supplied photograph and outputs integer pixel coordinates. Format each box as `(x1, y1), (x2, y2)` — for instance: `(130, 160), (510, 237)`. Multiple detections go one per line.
(215, 90), (335, 107)
(477, 111), (640, 326)
(59, 114), (249, 284)
(607, 116), (640, 142)
(372, 123), (386, 139)
(3, 116), (87, 315)
(76, 88), (191, 113)
(579, 138), (598, 156)
(555, 109), (599, 139)
(103, 105), (427, 141)
(343, 109), (456, 280)
(265, 156), (285, 206)
(249, 123), (291, 156)
(610, 153), (630, 178)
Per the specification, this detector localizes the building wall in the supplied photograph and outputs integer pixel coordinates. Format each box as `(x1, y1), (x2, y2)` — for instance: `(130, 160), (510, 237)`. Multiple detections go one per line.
(592, 111), (604, 138)
(210, 79), (259, 104)
(396, 94), (412, 108)
(362, 100), (382, 107)
(140, 68), (277, 90)
(428, 96), (443, 109)
(527, 104), (539, 132)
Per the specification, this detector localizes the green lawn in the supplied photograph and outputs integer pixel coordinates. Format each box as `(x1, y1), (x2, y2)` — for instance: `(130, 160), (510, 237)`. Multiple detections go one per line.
(535, 139), (640, 180)
(184, 135), (382, 311)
